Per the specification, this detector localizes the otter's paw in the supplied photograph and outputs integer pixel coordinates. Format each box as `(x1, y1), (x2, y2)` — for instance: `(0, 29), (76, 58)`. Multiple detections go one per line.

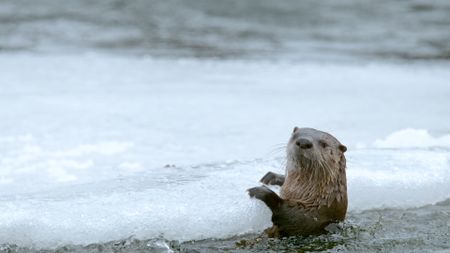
(260, 171), (285, 186)
(264, 225), (280, 238)
(248, 186), (271, 199)
(247, 186), (282, 210)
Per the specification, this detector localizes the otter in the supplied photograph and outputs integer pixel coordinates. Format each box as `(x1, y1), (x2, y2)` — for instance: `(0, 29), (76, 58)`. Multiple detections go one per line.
(248, 127), (347, 237)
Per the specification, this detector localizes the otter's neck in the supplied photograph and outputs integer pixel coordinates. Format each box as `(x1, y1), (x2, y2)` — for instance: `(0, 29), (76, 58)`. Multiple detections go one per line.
(281, 160), (347, 208)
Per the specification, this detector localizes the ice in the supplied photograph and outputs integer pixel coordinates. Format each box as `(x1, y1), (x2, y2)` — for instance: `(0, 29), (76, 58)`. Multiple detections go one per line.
(0, 55), (450, 247)
(348, 149), (450, 210)
(1, 149), (450, 247)
(374, 128), (450, 148)
(0, 160), (274, 247)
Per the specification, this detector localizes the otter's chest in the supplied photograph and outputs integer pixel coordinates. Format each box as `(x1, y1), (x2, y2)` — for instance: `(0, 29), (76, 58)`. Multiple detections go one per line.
(280, 175), (344, 207)
(280, 177), (323, 201)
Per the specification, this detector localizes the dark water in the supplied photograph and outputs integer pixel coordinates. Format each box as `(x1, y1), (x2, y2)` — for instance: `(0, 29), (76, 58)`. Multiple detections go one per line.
(1, 0), (449, 62)
(2, 200), (449, 253)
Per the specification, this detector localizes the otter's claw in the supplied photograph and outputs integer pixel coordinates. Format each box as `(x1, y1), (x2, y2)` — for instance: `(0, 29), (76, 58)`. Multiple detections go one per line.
(260, 171), (285, 186)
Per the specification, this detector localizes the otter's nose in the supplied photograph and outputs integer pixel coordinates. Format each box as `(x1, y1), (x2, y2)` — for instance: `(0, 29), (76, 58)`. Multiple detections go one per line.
(296, 138), (313, 149)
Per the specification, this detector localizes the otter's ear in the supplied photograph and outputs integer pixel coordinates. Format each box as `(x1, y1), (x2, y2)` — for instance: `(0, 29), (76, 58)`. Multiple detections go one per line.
(293, 127), (299, 133)
(339, 144), (347, 153)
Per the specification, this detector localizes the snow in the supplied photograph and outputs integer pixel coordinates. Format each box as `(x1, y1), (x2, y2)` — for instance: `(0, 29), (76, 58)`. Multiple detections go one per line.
(1, 54), (450, 247)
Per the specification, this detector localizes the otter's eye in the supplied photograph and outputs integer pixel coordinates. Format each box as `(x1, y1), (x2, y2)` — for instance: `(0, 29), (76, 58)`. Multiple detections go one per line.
(319, 140), (328, 148)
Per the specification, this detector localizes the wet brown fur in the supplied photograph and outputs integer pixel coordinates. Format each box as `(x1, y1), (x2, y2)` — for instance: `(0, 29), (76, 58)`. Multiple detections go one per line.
(248, 127), (347, 237)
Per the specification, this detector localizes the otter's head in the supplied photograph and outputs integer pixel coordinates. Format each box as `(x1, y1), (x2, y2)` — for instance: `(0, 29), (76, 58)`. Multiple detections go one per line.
(287, 127), (347, 178)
